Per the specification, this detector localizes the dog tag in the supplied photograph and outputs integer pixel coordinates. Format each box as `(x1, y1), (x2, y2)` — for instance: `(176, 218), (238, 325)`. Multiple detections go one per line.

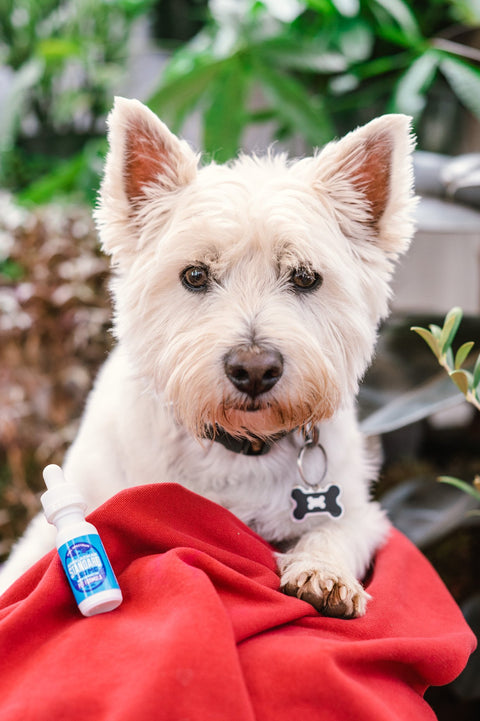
(291, 484), (343, 521)
(290, 429), (343, 521)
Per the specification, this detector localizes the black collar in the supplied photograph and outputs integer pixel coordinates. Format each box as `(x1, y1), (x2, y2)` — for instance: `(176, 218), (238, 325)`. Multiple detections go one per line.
(204, 425), (289, 456)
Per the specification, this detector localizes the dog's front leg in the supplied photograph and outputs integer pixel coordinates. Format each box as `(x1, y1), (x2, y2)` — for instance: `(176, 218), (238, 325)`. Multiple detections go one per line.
(276, 502), (389, 618)
(278, 537), (370, 618)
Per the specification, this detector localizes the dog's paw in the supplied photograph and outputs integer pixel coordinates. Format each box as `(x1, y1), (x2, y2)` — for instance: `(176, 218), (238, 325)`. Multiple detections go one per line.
(279, 560), (370, 619)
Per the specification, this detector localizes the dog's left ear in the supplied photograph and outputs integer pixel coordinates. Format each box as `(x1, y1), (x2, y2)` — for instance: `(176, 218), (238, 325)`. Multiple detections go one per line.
(96, 97), (198, 260)
(313, 115), (416, 255)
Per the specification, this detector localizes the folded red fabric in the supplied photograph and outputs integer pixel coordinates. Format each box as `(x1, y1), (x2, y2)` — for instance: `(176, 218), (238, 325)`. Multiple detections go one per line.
(0, 483), (475, 720)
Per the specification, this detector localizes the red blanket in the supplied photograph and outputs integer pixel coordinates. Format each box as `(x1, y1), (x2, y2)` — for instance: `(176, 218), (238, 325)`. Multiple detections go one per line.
(0, 483), (475, 720)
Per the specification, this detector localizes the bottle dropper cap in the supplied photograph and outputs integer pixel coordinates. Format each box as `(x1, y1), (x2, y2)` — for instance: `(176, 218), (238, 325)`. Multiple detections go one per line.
(41, 464), (87, 523)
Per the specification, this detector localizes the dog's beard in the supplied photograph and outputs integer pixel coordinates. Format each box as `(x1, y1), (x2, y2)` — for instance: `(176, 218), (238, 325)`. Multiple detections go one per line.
(166, 382), (341, 443)
(214, 403), (324, 441)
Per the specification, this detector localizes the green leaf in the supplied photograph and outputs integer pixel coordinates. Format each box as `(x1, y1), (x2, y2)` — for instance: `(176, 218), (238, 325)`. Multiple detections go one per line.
(331, 0), (360, 18)
(446, 346), (454, 369)
(259, 37), (348, 73)
(453, 0), (480, 24)
(338, 17), (376, 63)
(350, 51), (412, 81)
(258, 0), (304, 21)
(438, 476), (480, 502)
(0, 259), (24, 281)
(16, 153), (86, 205)
(392, 51), (438, 116)
(440, 306), (463, 355)
(473, 352), (480, 388)
(449, 369), (470, 395)
(161, 28), (227, 83)
(0, 58), (44, 158)
(429, 323), (442, 340)
(253, 59), (334, 146)
(372, 0), (422, 44)
(360, 372), (464, 436)
(37, 38), (81, 62)
(455, 341), (474, 369)
(410, 326), (441, 358)
(440, 56), (480, 121)
(203, 57), (250, 162)
(148, 57), (227, 134)
(338, 20), (375, 63)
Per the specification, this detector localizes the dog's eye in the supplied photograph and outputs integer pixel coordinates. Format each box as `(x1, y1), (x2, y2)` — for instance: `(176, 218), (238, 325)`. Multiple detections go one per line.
(290, 267), (323, 292)
(181, 265), (209, 291)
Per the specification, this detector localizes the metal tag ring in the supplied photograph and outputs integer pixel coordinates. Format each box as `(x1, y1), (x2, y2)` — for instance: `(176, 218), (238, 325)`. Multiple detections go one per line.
(296, 439), (328, 489)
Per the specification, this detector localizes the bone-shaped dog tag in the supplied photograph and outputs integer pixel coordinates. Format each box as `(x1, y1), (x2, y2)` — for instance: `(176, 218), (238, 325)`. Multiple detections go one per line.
(291, 485), (343, 521)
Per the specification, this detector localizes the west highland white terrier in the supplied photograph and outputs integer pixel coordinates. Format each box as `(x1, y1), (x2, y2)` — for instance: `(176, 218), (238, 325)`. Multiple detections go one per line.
(0, 98), (416, 617)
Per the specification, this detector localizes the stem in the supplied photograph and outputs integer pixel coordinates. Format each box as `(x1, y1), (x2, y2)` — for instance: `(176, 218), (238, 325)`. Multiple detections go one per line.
(439, 357), (480, 412)
(466, 392), (480, 412)
(432, 38), (480, 64)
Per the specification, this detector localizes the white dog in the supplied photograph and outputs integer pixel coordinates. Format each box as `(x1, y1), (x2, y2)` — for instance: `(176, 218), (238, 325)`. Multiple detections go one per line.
(0, 98), (416, 617)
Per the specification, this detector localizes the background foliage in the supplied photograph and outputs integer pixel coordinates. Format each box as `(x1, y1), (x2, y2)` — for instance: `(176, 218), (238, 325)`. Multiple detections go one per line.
(0, 194), (111, 556)
(149, 0), (480, 161)
(0, 0), (154, 199)
(1, 0), (480, 201)
(0, 1), (479, 716)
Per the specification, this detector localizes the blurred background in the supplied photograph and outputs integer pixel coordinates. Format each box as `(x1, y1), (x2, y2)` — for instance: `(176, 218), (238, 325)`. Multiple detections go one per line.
(0, 0), (479, 716)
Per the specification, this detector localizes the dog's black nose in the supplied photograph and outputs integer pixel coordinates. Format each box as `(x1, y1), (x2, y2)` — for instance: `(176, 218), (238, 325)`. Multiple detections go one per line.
(224, 347), (284, 398)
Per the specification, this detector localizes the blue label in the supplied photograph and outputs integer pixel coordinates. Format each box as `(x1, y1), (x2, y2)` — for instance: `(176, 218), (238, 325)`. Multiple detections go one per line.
(58, 534), (120, 603)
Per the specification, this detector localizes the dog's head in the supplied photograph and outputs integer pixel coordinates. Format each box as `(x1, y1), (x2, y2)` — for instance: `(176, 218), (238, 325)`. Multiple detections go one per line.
(95, 98), (416, 441)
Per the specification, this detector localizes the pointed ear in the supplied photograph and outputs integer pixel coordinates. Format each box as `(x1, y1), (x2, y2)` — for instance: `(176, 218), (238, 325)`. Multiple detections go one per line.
(95, 97), (198, 259)
(314, 115), (417, 255)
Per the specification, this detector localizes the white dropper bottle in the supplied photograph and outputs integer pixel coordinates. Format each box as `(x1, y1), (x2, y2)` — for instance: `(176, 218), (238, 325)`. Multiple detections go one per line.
(41, 464), (122, 617)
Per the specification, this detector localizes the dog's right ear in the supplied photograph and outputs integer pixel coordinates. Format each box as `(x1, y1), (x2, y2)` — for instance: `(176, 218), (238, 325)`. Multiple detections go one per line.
(96, 97), (198, 260)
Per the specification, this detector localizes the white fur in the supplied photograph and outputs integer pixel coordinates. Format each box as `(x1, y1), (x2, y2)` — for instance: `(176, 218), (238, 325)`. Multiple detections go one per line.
(0, 99), (417, 616)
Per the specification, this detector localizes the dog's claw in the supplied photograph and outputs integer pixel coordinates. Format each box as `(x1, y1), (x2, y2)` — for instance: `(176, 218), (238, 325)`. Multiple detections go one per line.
(281, 567), (370, 619)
